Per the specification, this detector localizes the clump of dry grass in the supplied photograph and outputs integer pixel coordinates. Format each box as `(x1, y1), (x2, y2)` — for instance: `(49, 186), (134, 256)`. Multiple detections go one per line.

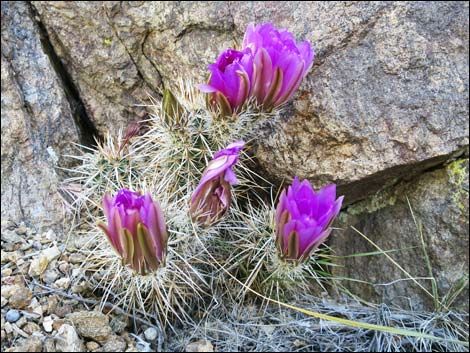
(167, 295), (469, 352)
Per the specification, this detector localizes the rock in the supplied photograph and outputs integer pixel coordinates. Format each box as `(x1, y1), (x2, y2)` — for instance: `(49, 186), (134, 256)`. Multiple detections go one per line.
(2, 268), (13, 277)
(68, 253), (85, 264)
(66, 311), (112, 343)
(31, 1), (156, 133)
(143, 327), (157, 341)
(29, 2), (469, 205)
(186, 339), (214, 352)
(28, 255), (49, 277)
(110, 315), (128, 334)
(42, 270), (59, 284)
(15, 224), (28, 235)
(86, 341), (100, 351)
(1, 251), (20, 264)
(42, 246), (61, 262)
(1, 1), (80, 232)
(43, 338), (56, 352)
(8, 336), (43, 352)
(5, 310), (20, 323)
(330, 158), (469, 310)
(54, 304), (73, 318)
(22, 322), (41, 335)
(1, 297), (8, 307)
(53, 277), (71, 289)
(43, 315), (55, 333)
(54, 324), (86, 352)
(2, 230), (23, 244)
(8, 286), (32, 309)
(99, 335), (127, 352)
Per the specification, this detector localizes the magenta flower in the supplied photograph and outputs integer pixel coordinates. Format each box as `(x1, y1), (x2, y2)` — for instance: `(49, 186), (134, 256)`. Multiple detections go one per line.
(198, 23), (314, 114)
(190, 141), (244, 226)
(98, 189), (168, 275)
(243, 23), (314, 109)
(198, 48), (253, 116)
(275, 177), (343, 263)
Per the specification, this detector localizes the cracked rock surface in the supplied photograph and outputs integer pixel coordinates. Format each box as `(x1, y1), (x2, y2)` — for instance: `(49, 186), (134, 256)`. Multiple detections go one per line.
(30, 1), (469, 204)
(1, 1), (80, 232)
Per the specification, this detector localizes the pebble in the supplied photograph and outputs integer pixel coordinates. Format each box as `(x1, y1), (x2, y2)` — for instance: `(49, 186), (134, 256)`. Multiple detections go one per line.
(110, 315), (128, 334)
(1, 250), (19, 264)
(86, 341), (100, 351)
(43, 315), (54, 332)
(43, 246), (61, 262)
(5, 309), (20, 323)
(15, 223), (28, 235)
(8, 286), (32, 309)
(1, 268), (13, 277)
(55, 324), (85, 352)
(66, 311), (112, 343)
(68, 253), (85, 264)
(22, 322), (41, 335)
(144, 327), (158, 341)
(186, 339), (214, 352)
(54, 277), (71, 289)
(42, 269), (59, 284)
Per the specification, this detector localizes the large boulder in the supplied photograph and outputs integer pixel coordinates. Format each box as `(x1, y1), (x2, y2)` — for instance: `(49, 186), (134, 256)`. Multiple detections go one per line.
(31, 1), (469, 204)
(330, 157), (469, 311)
(1, 1), (80, 231)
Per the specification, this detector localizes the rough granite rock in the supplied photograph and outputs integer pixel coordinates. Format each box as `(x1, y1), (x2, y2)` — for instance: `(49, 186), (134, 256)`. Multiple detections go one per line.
(1, 1), (80, 231)
(31, 1), (469, 204)
(330, 157), (469, 311)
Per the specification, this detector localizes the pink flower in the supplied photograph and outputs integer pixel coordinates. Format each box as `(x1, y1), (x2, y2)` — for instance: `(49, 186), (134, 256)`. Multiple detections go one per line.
(275, 177), (343, 263)
(190, 141), (244, 226)
(98, 189), (167, 274)
(198, 23), (314, 113)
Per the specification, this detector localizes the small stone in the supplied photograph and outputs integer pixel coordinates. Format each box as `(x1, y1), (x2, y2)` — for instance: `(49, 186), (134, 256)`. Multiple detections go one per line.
(22, 322), (41, 335)
(52, 319), (64, 331)
(43, 338), (56, 352)
(2, 230), (23, 244)
(53, 277), (70, 289)
(29, 255), (49, 277)
(5, 309), (20, 323)
(42, 246), (61, 262)
(66, 311), (112, 343)
(32, 241), (43, 250)
(43, 229), (57, 241)
(43, 315), (54, 332)
(9, 286), (32, 309)
(55, 324), (86, 352)
(6, 220), (17, 230)
(45, 296), (58, 315)
(101, 335), (127, 352)
(15, 316), (27, 328)
(4, 322), (13, 334)
(42, 270), (59, 284)
(1, 268), (13, 277)
(110, 315), (128, 334)
(15, 224), (28, 235)
(1, 297), (8, 307)
(185, 339), (214, 352)
(143, 327), (157, 341)
(54, 304), (73, 318)
(58, 263), (70, 274)
(86, 341), (100, 351)
(9, 336), (43, 352)
(68, 253), (85, 264)
(1, 250), (19, 264)
(70, 283), (88, 294)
